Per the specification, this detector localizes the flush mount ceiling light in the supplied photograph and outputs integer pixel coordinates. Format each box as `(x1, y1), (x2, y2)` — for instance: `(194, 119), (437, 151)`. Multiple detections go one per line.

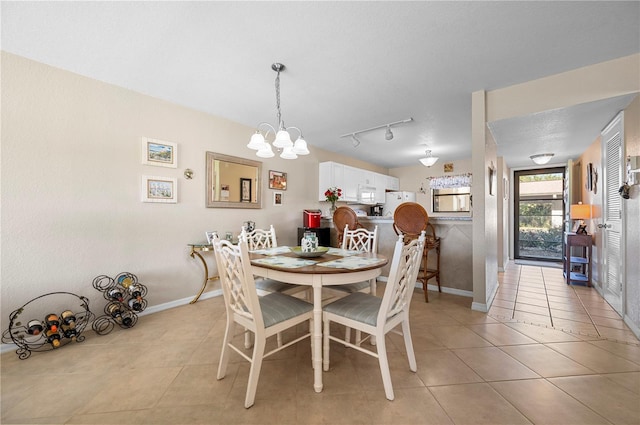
(339, 118), (413, 146)
(530, 153), (554, 165)
(247, 63), (309, 160)
(419, 150), (439, 167)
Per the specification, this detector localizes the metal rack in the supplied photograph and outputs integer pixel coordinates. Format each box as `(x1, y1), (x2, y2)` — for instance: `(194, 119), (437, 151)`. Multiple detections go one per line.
(1, 292), (94, 359)
(91, 272), (148, 335)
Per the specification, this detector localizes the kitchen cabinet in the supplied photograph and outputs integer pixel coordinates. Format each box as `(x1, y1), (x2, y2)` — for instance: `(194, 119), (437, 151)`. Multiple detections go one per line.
(387, 175), (400, 191)
(318, 162), (344, 200)
(342, 166), (361, 201)
(563, 232), (592, 286)
(319, 161), (397, 203)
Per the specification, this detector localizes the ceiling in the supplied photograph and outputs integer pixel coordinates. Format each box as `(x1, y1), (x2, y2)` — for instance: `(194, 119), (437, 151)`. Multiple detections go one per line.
(2, 1), (639, 169)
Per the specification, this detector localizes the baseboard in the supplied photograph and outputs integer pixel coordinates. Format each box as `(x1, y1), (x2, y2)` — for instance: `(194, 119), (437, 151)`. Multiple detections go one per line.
(623, 315), (640, 340)
(1, 289), (225, 355)
(378, 276), (473, 298)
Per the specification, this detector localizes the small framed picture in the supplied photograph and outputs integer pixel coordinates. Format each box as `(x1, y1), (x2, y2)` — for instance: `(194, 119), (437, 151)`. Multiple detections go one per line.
(273, 191), (283, 206)
(444, 163), (454, 173)
(205, 231), (218, 244)
(142, 175), (177, 203)
(240, 178), (252, 202)
(141, 137), (177, 168)
(269, 170), (287, 190)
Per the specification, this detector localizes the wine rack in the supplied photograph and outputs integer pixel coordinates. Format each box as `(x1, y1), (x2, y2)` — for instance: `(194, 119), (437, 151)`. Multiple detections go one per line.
(1, 292), (94, 359)
(91, 272), (148, 335)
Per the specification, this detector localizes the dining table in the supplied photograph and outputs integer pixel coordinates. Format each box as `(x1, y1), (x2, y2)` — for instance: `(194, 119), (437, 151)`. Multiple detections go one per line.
(249, 246), (388, 393)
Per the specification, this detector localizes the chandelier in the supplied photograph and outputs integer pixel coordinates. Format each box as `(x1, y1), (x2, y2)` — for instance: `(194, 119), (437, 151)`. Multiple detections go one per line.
(247, 63), (309, 159)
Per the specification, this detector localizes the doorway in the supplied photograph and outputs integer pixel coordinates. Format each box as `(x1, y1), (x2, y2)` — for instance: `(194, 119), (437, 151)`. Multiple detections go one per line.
(514, 168), (565, 262)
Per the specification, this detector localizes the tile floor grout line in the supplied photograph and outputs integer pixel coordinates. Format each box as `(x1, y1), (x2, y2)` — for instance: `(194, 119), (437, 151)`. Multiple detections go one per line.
(541, 267), (555, 328)
(511, 264), (521, 320)
(570, 285), (602, 338)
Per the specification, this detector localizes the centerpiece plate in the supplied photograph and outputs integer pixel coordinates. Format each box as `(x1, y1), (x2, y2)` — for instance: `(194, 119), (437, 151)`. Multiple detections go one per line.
(289, 246), (329, 258)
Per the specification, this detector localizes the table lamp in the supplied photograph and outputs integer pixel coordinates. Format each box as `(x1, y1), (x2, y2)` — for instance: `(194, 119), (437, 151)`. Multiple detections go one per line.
(570, 203), (591, 235)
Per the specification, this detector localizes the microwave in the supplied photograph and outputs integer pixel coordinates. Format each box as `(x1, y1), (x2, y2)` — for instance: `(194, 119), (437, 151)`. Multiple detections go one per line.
(358, 185), (377, 204)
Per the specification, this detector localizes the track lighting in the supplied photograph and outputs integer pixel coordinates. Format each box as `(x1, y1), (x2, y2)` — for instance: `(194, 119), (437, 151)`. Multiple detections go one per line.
(339, 118), (413, 145)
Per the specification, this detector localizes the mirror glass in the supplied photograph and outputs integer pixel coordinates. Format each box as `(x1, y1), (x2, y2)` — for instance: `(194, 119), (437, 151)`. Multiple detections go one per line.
(432, 187), (471, 212)
(206, 152), (262, 209)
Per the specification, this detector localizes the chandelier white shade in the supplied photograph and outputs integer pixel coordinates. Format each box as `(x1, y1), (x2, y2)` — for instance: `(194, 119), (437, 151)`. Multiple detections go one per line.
(530, 153), (554, 165)
(247, 63), (309, 160)
(419, 150), (439, 167)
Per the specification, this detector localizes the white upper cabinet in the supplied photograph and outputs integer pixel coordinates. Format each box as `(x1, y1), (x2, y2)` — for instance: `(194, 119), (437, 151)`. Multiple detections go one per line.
(318, 161), (344, 201)
(319, 161), (399, 203)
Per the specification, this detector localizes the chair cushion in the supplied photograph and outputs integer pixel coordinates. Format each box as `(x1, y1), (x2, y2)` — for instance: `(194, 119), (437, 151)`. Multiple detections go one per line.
(259, 292), (313, 328)
(323, 292), (381, 326)
(255, 278), (301, 293)
(329, 280), (370, 293)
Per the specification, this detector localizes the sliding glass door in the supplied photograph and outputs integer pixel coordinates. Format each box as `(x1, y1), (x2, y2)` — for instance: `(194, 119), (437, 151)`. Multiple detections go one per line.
(514, 168), (565, 261)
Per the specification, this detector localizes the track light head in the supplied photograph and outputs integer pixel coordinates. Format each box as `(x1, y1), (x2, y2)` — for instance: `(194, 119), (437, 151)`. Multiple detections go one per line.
(385, 126), (393, 140)
(351, 134), (361, 147)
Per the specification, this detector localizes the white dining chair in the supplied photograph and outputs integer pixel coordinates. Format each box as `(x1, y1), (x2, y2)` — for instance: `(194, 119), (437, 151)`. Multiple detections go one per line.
(212, 235), (313, 408)
(240, 224), (309, 295)
(240, 224), (308, 347)
(332, 225), (379, 294)
(322, 231), (425, 401)
(324, 225), (378, 344)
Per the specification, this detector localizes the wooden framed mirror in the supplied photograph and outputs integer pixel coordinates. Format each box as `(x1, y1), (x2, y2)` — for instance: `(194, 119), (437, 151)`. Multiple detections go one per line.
(206, 152), (262, 209)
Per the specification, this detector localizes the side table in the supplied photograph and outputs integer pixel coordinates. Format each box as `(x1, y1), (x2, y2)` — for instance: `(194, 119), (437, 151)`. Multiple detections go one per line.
(188, 243), (219, 303)
(563, 233), (592, 286)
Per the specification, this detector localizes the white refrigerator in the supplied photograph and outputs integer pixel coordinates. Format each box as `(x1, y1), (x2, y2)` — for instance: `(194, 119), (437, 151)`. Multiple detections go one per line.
(384, 191), (417, 216)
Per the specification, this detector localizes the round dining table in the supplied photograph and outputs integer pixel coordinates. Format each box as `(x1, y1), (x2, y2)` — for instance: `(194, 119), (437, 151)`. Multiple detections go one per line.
(249, 246), (388, 393)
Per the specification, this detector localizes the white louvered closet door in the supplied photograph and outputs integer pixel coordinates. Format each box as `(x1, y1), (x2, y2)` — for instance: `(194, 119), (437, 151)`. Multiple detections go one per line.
(601, 112), (624, 315)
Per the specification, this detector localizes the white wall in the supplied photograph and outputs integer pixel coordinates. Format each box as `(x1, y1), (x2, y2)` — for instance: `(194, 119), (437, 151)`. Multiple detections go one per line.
(623, 96), (640, 335)
(0, 52), (378, 331)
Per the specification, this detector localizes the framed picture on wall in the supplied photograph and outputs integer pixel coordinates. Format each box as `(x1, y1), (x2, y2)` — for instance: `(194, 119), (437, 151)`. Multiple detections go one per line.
(141, 137), (178, 168)
(273, 191), (283, 206)
(141, 175), (177, 203)
(240, 178), (252, 202)
(269, 170), (287, 190)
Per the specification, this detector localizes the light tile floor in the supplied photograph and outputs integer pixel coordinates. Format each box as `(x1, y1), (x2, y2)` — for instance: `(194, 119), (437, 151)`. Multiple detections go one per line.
(2, 264), (639, 424)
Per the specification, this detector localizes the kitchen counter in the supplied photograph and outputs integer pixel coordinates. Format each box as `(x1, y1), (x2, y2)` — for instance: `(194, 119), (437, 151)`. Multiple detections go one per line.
(321, 216), (473, 294)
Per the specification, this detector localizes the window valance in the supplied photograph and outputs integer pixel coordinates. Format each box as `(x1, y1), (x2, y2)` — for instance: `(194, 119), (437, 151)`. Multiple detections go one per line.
(428, 173), (472, 189)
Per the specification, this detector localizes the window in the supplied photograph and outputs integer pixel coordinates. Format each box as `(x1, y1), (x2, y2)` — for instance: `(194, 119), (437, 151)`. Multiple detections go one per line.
(432, 187), (471, 212)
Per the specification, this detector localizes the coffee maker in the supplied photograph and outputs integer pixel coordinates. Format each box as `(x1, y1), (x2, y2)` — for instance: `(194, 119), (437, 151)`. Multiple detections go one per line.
(370, 205), (383, 216)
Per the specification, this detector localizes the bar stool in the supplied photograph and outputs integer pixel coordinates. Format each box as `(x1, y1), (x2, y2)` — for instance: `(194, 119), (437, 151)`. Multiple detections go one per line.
(332, 206), (362, 246)
(392, 202), (441, 302)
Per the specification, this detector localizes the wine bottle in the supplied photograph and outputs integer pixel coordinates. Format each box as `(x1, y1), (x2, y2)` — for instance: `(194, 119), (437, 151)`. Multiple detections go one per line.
(45, 329), (61, 348)
(61, 323), (77, 340)
(107, 287), (124, 302)
(27, 320), (44, 335)
(60, 310), (77, 328)
(128, 297), (143, 311)
(118, 275), (134, 289)
(44, 313), (60, 332)
(128, 284), (144, 300)
(107, 303), (133, 327)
